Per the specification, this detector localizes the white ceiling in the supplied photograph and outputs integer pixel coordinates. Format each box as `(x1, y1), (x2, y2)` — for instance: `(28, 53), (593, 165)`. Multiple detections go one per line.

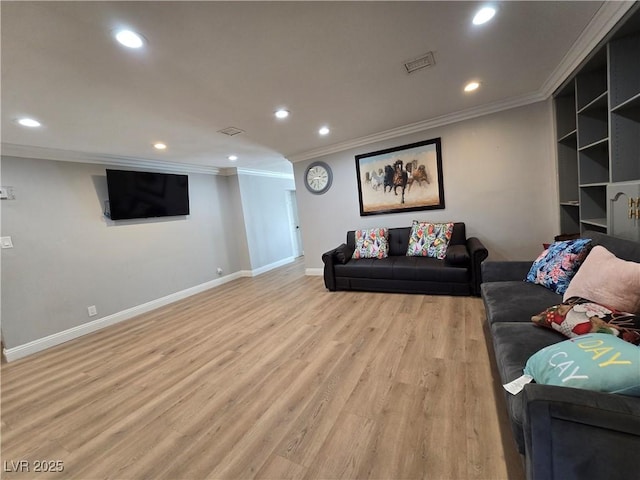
(0, 1), (634, 174)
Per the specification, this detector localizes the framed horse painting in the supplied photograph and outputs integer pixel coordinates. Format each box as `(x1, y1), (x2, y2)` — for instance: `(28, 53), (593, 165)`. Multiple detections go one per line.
(355, 137), (445, 216)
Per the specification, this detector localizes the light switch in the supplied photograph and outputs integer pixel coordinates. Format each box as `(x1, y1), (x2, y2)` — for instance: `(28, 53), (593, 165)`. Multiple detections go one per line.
(1, 236), (14, 249)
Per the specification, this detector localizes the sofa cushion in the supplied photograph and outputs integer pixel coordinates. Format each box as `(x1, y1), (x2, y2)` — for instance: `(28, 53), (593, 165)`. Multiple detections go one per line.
(352, 227), (389, 259)
(335, 256), (469, 283)
(532, 297), (640, 345)
(563, 245), (640, 314)
(525, 238), (592, 294)
(387, 227), (412, 256)
(449, 222), (466, 246)
(335, 243), (355, 264)
(335, 258), (394, 279)
(406, 221), (454, 259)
(481, 281), (561, 325)
(586, 230), (640, 263)
(390, 256), (468, 282)
(524, 333), (640, 396)
(490, 321), (564, 452)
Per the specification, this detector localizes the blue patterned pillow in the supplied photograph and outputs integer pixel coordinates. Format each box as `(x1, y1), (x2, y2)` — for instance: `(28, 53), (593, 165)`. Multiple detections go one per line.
(525, 238), (591, 294)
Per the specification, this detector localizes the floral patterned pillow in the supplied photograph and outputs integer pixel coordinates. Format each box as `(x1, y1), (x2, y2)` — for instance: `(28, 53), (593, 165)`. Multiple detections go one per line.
(352, 227), (389, 259)
(532, 296), (640, 345)
(406, 221), (454, 259)
(525, 238), (592, 294)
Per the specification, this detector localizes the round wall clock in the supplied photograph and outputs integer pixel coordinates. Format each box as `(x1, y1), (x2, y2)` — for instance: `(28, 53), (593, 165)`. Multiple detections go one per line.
(304, 161), (333, 195)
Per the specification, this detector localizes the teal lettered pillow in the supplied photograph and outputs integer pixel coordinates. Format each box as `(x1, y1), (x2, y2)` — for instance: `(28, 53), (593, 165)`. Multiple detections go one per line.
(524, 333), (640, 396)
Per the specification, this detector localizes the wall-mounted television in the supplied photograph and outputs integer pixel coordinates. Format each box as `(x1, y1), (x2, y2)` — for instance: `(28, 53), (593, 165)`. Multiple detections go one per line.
(106, 169), (190, 220)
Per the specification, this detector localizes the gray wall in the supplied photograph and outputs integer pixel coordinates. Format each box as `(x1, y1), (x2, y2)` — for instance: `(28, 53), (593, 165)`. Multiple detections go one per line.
(294, 101), (559, 270)
(0, 101), (558, 351)
(237, 172), (296, 269)
(0, 157), (294, 349)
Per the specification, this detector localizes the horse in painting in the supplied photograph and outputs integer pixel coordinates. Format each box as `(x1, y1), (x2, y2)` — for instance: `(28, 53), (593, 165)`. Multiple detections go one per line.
(392, 160), (409, 204)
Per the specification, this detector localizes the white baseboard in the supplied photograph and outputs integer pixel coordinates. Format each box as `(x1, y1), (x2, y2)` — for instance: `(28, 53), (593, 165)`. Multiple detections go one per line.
(3, 259), (295, 362)
(305, 268), (323, 276)
(249, 256), (296, 276)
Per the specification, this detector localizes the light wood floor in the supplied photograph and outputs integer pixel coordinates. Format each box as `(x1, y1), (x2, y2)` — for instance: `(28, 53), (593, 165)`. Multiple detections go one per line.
(1, 259), (524, 480)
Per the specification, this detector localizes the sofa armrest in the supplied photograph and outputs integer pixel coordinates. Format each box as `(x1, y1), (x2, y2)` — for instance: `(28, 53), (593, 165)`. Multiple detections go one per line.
(321, 245), (343, 291)
(523, 383), (640, 480)
(481, 261), (532, 283)
(466, 237), (488, 296)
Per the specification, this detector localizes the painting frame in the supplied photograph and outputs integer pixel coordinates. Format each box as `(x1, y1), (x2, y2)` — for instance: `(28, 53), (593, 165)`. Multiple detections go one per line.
(355, 137), (445, 216)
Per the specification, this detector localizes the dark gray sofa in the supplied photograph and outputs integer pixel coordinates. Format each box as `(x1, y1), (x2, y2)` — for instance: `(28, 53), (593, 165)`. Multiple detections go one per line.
(481, 230), (640, 480)
(322, 222), (488, 296)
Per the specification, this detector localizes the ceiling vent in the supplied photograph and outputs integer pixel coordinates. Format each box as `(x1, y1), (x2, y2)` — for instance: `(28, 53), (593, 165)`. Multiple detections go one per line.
(404, 51), (436, 74)
(217, 126), (245, 136)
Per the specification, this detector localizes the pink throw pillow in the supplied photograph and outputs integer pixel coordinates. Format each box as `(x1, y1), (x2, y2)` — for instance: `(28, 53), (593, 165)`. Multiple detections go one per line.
(563, 245), (640, 314)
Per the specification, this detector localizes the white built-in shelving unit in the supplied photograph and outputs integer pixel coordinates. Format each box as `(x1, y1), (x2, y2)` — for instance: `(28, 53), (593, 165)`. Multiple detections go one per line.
(554, 5), (640, 241)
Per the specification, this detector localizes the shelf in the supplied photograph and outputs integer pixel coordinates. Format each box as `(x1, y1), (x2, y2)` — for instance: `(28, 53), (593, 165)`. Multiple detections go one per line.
(581, 218), (608, 228)
(576, 50), (607, 110)
(577, 111), (608, 149)
(579, 140), (609, 185)
(558, 129), (577, 144)
(611, 92), (640, 113)
(578, 137), (608, 152)
(555, 84), (576, 139)
(554, 8), (639, 240)
(560, 202), (580, 234)
(577, 91), (608, 114)
(610, 110), (640, 182)
(609, 31), (640, 108)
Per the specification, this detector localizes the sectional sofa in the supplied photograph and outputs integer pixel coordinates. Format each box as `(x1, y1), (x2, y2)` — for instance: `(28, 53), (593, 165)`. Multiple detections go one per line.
(481, 230), (640, 480)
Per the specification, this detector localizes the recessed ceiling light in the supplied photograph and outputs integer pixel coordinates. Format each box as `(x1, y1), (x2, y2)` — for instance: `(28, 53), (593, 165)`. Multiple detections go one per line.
(464, 81), (480, 92)
(228, 155), (238, 161)
(473, 6), (496, 25)
(114, 29), (144, 49)
(318, 126), (330, 136)
(153, 142), (167, 150)
(275, 109), (290, 119)
(17, 117), (41, 127)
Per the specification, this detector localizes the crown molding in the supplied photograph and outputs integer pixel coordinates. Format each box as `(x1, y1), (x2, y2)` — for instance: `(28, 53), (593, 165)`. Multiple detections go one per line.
(539, 0), (637, 98)
(1, 143), (221, 175)
(287, 90), (545, 163)
(288, 1), (637, 165)
(221, 167), (295, 179)
(4, 3), (634, 173)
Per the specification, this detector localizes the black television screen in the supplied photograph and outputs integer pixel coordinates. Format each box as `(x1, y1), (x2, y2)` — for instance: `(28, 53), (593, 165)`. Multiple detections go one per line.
(106, 169), (190, 220)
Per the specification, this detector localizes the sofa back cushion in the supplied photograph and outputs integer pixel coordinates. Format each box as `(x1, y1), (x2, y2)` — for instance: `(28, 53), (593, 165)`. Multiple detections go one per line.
(387, 227), (412, 256)
(584, 230), (640, 263)
(347, 222), (466, 257)
(449, 222), (466, 246)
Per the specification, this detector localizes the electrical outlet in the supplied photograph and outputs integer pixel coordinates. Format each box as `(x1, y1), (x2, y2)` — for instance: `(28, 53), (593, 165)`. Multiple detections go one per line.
(0, 186), (15, 200)
(1, 237), (14, 249)
(217, 267), (223, 275)
(87, 305), (97, 317)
